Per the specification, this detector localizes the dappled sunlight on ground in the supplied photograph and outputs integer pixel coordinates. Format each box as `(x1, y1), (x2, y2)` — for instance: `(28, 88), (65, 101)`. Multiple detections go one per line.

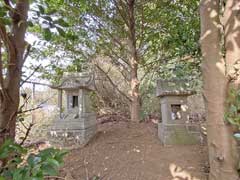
(169, 163), (200, 180)
(62, 121), (208, 180)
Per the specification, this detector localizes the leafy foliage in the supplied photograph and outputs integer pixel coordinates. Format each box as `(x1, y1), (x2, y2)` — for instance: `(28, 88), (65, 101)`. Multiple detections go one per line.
(28, 0), (201, 82)
(0, 0), (69, 40)
(26, 0), (202, 117)
(225, 89), (240, 127)
(26, 0), (90, 84)
(0, 140), (67, 180)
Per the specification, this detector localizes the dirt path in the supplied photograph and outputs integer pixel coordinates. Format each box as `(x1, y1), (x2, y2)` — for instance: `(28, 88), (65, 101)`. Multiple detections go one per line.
(62, 122), (208, 180)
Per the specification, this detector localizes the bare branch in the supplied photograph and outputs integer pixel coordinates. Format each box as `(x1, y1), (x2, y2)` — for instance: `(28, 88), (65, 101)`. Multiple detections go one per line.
(87, 15), (127, 52)
(18, 91), (57, 114)
(18, 95), (31, 111)
(20, 65), (41, 87)
(18, 105), (42, 114)
(19, 120), (28, 130)
(22, 81), (52, 87)
(23, 43), (31, 62)
(112, 0), (130, 28)
(3, 0), (13, 10)
(137, 1), (145, 50)
(95, 64), (132, 102)
(19, 123), (34, 145)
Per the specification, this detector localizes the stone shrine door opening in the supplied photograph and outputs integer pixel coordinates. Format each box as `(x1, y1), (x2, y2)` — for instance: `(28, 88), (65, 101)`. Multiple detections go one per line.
(171, 104), (181, 120)
(72, 96), (78, 108)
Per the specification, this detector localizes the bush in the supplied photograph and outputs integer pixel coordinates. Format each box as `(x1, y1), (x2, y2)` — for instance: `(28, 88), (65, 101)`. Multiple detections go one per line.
(0, 140), (67, 180)
(225, 88), (240, 127)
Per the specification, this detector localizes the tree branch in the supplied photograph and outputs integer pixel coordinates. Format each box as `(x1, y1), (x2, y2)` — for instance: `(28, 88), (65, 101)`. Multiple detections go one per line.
(95, 64), (132, 102)
(112, 0), (130, 28)
(20, 64), (41, 87)
(0, 41), (4, 89)
(0, 25), (16, 68)
(87, 15), (127, 54)
(23, 43), (31, 62)
(19, 122), (33, 145)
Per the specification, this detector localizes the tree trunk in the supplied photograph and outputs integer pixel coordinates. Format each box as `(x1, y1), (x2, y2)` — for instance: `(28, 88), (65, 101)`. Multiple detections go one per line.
(0, 0), (29, 145)
(128, 0), (141, 122)
(200, 0), (239, 179)
(224, 0), (240, 84)
(130, 57), (140, 122)
(0, 98), (19, 145)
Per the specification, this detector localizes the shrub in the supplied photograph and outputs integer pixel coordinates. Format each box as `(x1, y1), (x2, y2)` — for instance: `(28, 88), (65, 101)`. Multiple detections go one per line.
(0, 140), (67, 180)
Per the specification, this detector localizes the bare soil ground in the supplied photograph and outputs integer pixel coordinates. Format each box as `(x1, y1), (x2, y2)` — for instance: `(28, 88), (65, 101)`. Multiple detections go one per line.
(62, 121), (208, 180)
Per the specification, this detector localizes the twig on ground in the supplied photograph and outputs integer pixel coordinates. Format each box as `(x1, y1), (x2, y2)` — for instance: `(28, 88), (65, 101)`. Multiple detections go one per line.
(84, 158), (89, 180)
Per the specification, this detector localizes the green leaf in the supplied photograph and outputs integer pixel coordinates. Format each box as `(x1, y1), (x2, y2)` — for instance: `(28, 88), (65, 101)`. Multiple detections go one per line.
(56, 27), (65, 37)
(46, 158), (60, 168)
(0, 149), (9, 159)
(66, 33), (78, 41)
(38, 148), (55, 158)
(230, 105), (237, 114)
(41, 164), (58, 176)
(46, 9), (57, 15)
(0, 17), (11, 25)
(12, 169), (24, 180)
(54, 19), (69, 27)
(92, 176), (100, 180)
(37, 5), (45, 14)
(43, 28), (52, 41)
(42, 15), (52, 22)
(55, 150), (68, 163)
(0, 8), (7, 17)
(0, 139), (26, 159)
(227, 117), (237, 125)
(0, 142), (65, 179)
(10, 156), (23, 165)
(27, 154), (41, 167)
(31, 177), (42, 180)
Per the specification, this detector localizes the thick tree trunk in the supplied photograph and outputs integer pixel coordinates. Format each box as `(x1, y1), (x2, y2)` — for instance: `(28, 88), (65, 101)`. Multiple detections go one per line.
(0, 0), (29, 145)
(130, 56), (140, 122)
(224, 0), (240, 83)
(0, 98), (19, 145)
(128, 0), (141, 122)
(200, 0), (239, 179)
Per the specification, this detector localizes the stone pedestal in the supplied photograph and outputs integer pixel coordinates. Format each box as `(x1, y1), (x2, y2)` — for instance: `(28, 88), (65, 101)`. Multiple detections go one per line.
(158, 123), (201, 145)
(50, 72), (97, 146)
(156, 79), (201, 145)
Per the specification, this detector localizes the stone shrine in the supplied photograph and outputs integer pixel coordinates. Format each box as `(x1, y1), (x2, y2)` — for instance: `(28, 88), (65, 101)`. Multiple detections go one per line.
(156, 79), (201, 145)
(50, 72), (96, 145)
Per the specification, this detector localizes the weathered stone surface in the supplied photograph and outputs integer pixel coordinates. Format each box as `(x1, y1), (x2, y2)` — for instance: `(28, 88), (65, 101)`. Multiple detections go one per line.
(160, 96), (189, 124)
(50, 72), (97, 146)
(52, 72), (95, 91)
(53, 113), (96, 130)
(156, 79), (195, 97)
(156, 79), (201, 145)
(158, 123), (201, 145)
(50, 125), (97, 143)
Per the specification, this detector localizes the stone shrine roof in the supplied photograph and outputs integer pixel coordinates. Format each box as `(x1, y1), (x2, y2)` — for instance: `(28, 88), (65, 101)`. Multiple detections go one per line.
(156, 79), (195, 97)
(52, 72), (95, 91)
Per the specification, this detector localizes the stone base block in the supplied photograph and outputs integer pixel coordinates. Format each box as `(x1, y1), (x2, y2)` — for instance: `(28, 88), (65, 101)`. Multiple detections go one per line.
(54, 113), (96, 130)
(49, 125), (97, 147)
(158, 123), (201, 145)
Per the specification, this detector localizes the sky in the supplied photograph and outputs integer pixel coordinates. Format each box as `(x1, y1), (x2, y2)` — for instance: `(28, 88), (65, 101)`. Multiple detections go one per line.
(22, 34), (51, 91)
